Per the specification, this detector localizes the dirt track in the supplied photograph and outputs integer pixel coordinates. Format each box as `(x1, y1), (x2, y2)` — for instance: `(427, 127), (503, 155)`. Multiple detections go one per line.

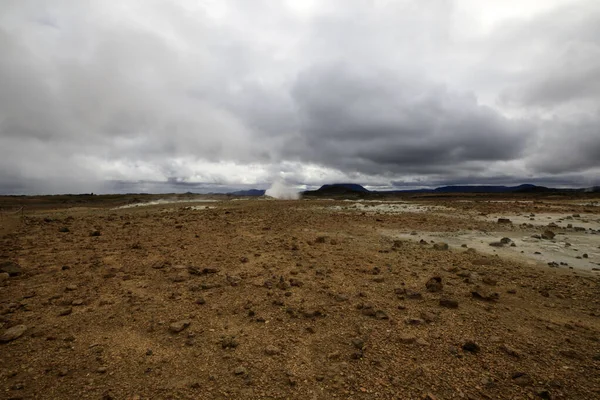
(1, 197), (600, 399)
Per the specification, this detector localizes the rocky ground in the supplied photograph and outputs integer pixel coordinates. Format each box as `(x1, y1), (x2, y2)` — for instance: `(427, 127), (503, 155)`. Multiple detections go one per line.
(1, 196), (599, 399)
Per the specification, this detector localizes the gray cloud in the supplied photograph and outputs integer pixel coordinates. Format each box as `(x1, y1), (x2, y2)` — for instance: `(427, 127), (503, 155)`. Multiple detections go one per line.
(0, 0), (599, 194)
(289, 64), (532, 175)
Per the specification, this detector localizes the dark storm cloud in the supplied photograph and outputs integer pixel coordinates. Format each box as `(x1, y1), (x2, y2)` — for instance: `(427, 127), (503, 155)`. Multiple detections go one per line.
(288, 65), (532, 175)
(0, 0), (599, 194)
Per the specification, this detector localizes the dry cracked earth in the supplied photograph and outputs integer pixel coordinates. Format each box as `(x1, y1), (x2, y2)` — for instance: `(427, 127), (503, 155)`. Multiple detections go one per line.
(1, 196), (600, 400)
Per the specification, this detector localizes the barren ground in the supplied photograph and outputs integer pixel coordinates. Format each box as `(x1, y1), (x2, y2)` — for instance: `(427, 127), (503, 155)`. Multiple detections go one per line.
(1, 195), (599, 400)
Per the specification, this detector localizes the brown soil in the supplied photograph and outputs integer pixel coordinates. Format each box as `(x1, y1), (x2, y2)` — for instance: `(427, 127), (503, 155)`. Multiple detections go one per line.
(1, 197), (599, 399)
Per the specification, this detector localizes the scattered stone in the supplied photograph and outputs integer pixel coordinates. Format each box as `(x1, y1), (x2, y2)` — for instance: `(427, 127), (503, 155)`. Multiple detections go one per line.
(0, 325), (28, 342)
(151, 260), (171, 269)
(462, 340), (480, 353)
(195, 297), (206, 305)
(188, 266), (219, 275)
(482, 277), (497, 286)
(536, 390), (552, 399)
(405, 318), (425, 325)
(420, 310), (438, 322)
(59, 227), (70, 233)
(512, 372), (533, 386)
(559, 349), (583, 360)
(471, 287), (499, 302)
(583, 253), (588, 258)
(90, 230), (101, 237)
(432, 243), (449, 251)
(405, 290), (423, 300)
(58, 307), (73, 316)
(265, 345), (281, 355)
(500, 237), (511, 244)
(501, 344), (522, 358)
(375, 310), (389, 320)
(497, 218), (512, 224)
(65, 284), (78, 291)
(439, 298), (459, 308)
(72, 299), (84, 306)
(234, 366), (247, 375)
(399, 334), (417, 344)
(425, 276), (443, 292)
(169, 320), (191, 333)
(351, 338), (365, 350)
(541, 230), (555, 240)
(97, 366), (107, 374)
(489, 242), (504, 247)
(0, 261), (22, 277)
(221, 336), (239, 349)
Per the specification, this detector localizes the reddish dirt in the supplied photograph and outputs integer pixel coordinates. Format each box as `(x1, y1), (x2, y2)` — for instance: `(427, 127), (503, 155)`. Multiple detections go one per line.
(1, 197), (599, 399)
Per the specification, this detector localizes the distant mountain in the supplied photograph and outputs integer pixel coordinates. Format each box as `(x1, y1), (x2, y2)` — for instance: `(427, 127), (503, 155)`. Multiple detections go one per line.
(228, 189), (265, 196)
(304, 183), (369, 196)
(320, 183), (369, 192)
(301, 183), (595, 197)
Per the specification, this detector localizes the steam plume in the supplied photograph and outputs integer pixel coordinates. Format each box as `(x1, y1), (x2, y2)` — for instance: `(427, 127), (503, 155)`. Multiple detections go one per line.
(265, 180), (301, 200)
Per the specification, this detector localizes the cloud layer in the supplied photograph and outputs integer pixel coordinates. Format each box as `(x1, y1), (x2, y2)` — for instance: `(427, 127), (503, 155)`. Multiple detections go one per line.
(1, 0), (599, 194)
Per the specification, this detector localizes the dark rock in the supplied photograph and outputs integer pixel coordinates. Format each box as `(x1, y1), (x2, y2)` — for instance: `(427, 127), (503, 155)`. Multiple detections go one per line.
(151, 260), (171, 269)
(90, 230), (101, 237)
(265, 345), (281, 355)
(432, 243), (449, 250)
(399, 334), (417, 344)
(169, 320), (191, 333)
(482, 277), (497, 286)
(221, 336), (239, 349)
(0, 325), (27, 342)
(471, 287), (499, 302)
(559, 349), (583, 360)
(500, 237), (512, 244)
(425, 276), (443, 293)
(536, 390), (552, 400)
(512, 372), (533, 386)
(501, 344), (522, 358)
(541, 230), (555, 240)
(0, 261), (22, 277)
(462, 340), (480, 353)
(439, 298), (459, 308)
(351, 338), (365, 350)
(234, 366), (247, 375)
(375, 310), (389, 320)
(58, 307), (73, 316)
(489, 242), (504, 247)
(59, 227), (70, 233)
(406, 290), (423, 300)
(497, 218), (512, 224)
(188, 266), (219, 275)
(420, 310), (438, 322)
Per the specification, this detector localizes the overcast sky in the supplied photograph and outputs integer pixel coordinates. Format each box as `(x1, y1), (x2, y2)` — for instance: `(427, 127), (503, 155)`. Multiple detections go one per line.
(1, 0), (599, 194)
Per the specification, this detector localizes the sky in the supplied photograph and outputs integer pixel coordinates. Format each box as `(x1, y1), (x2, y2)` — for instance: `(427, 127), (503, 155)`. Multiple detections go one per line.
(0, 0), (599, 194)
